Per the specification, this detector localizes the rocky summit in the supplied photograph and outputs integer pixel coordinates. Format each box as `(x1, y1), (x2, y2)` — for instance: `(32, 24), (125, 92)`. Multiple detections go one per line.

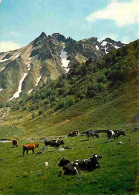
(0, 32), (124, 103)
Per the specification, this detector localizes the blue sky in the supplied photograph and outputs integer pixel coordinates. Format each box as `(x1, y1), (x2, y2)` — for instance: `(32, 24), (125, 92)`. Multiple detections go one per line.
(0, 0), (138, 51)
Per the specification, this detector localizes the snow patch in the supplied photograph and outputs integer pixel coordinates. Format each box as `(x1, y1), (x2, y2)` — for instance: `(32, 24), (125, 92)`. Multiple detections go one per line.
(114, 45), (120, 49)
(0, 58), (9, 63)
(101, 41), (107, 46)
(9, 73), (28, 101)
(96, 45), (99, 50)
(35, 75), (41, 86)
(0, 67), (5, 72)
(28, 89), (33, 94)
(105, 47), (109, 54)
(60, 50), (70, 72)
(13, 53), (20, 59)
(27, 63), (31, 71)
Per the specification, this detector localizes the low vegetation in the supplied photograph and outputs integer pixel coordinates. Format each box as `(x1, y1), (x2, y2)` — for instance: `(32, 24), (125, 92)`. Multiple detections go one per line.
(0, 129), (138, 194)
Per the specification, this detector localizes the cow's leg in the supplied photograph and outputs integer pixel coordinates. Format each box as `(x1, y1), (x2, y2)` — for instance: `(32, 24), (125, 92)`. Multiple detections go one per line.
(45, 146), (48, 151)
(32, 149), (34, 154)
(108, 137), (111, 142)
(26, 150), (28, 154)
(23, 149), (25, 156)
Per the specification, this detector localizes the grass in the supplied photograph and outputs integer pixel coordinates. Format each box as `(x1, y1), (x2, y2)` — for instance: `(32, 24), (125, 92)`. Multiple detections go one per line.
(0, 128), (138, 195)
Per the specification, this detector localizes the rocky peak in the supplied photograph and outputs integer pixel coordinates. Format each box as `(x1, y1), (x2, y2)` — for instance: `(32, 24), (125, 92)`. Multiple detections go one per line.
(39, 32), (47, 39)
(52, 33), (66, 42)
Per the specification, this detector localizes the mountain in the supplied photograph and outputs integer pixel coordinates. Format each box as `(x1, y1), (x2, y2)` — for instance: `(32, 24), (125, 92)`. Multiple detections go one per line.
(0, 32), (124, 103)
(2, 39), (138, 137)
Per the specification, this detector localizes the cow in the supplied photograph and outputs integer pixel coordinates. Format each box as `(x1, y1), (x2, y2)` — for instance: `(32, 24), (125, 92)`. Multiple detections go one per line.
(23, 143), (39, 156)
(58, 157), (79, 175)
(12, 139), (18, 147)
(75, 154), (102, 171)
(115, 130), (125, 139)
(68, 130), (80, 137)
(44, 140), (64, 149)
(107, 130), (125, 142)
(85, 130), (99, 139)
(58, 154), (102, 175)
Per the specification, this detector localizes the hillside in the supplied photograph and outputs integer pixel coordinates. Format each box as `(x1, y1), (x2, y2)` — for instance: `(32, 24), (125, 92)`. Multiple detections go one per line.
(0, 32), (124, 103)
(2, 40), (138, 138)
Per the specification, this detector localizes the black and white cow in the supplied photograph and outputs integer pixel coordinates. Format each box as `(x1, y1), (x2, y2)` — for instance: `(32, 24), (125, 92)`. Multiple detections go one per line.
(107, 130), (125, 142)
(115, 130), (125, 139)
(58, 154), (102, 175)
(76, 154), (102, 171)
(44, 140), (64, 149)
(85, 130), (99, 139)
(58, 157), (79, 175)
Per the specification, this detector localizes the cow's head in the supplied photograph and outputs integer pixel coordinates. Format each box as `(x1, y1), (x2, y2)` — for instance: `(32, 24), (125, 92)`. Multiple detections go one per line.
(60, 140), (64, 145)
(36, 143), (39, 147)
(96, 133), (99, 138)
(90, 154), (102, 168)
(58, 157), (70, 167)
(120, 131), (125, 136)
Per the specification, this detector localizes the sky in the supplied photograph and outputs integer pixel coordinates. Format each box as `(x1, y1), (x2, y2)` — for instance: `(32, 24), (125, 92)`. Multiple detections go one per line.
(0, 0), (139, 52)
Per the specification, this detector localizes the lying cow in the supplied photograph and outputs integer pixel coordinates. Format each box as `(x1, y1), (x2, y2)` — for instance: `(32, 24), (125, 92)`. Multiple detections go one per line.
(85, 130), (99, 139)
(75, 154), (102, 171)
(107, 130), (125, 142)
(23, 143), (39, 156)
(68, 130), (80, 137)
(12, 139), (18, 147)
(44, 140), (64, 149)
(58, 154), (102, 175)
(58, 157), (79, 175)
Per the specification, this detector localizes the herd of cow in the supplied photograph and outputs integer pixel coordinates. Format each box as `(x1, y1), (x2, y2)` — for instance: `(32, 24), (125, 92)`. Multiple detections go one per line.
(11, 129), (125, 176)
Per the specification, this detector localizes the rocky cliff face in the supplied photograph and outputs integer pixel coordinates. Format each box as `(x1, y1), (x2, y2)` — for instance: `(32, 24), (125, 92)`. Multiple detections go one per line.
(0, 32), (124, 103)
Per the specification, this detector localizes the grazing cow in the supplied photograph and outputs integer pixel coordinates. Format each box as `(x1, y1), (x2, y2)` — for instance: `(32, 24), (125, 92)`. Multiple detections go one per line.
(58, 157), (79, 175)
(44, 140), (64, 149)
(12, 139), (18, 147)
(85, 130), (99, 139)
(107, 130), (125, 142)
(23, 143), (39, 156)
(76, 154), (102, 171)
(115, 130), (125, 139)
(68, 130), (80, 137)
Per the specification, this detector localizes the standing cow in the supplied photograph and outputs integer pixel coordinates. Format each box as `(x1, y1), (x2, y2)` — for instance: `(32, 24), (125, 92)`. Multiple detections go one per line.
(23, 143), (39, 156)
(107, 130), (125, 142)
(12, 139), (18, 147)
(44, 140), (64, 149)
(85, 130), (99, 139)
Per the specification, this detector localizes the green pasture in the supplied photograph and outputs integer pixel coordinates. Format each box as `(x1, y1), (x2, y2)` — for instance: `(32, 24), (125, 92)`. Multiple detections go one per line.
(0, 128), (138, 195)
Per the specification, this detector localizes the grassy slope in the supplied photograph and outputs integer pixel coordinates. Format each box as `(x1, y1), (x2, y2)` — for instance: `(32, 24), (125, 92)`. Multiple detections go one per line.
(0, 130), (138, 195)
(2, 74), (138, 139)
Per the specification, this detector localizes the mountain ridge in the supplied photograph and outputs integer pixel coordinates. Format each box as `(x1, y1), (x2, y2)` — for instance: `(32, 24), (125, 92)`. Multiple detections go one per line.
(0, 32), (125, 103)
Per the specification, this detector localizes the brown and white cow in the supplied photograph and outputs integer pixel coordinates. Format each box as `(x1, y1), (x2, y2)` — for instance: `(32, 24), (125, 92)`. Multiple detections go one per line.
(68, 130), (80, 137)
(23, 143), (39, 156)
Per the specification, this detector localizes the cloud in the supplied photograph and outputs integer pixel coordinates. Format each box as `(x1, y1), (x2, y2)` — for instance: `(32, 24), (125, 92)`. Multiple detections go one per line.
(0, 41), (21, 52)
(98, 34), (118, 41)
(86, 0), (139, 27)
